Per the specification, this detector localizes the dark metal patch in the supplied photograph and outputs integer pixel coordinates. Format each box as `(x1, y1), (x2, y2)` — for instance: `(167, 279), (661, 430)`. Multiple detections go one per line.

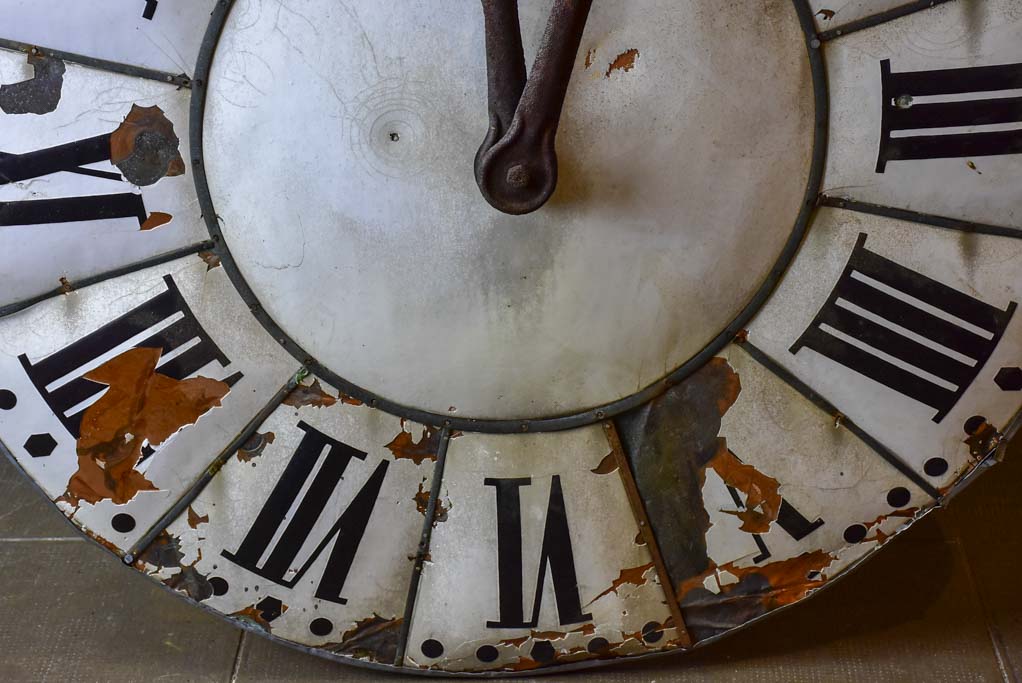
(0, 54), (65, 115)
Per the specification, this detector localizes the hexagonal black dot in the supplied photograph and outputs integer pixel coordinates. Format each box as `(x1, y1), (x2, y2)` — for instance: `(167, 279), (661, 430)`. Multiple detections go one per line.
(843, 524), (868, 544)
(209, 577), (229, 596)
(530, 640), (556, 663)
(475, 645), (499, 663)
(887, 486), (911, 508)
(641, 621), (664, 644)
(924, 457), (949, 477)
(0, 389), (16, 410)
(309, 618), (333, 637)
(111, 513), (136, 533)
(24, 432), (57, 458)
(995, 367), (1022, 391)
(420, 638), (444, 659)
(964, 415), (987, 435)
(256, 596), (284, 622)
(587, 637), (611, 654)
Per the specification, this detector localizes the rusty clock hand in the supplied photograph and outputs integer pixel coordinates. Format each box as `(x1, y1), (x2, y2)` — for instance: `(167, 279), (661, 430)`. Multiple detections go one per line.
(475, 0), (594, 216)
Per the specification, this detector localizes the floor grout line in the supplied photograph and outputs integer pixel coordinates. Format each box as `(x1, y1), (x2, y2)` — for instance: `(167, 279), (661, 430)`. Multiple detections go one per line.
(0, 537), (84, 542)
(950, 528), (1017, 683)
(228, 630), (248, 683)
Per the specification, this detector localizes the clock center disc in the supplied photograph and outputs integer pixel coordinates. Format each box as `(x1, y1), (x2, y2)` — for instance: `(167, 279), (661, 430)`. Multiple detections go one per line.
(202, 0), (815, 421)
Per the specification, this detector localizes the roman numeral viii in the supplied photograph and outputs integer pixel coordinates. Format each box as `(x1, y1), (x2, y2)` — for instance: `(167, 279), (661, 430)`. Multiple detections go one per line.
(485, 476), (592, 629)
(791, 233), (1016, 422)
(19, 275), (237, 437)
(876, 59), (1022, 172)
(222, 421), (388, 605)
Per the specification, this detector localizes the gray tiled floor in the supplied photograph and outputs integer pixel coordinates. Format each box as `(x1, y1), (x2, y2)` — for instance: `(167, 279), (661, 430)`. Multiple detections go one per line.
(2, 441), (1021, 682)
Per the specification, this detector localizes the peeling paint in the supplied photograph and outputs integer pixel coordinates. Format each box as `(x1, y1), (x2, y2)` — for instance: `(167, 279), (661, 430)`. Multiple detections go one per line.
(965, 418), (999, 458)
(590, 451), (619, 474)
(136, 530), (184, 568)
(679, 550), (834, 641)
(187, 506), (209, 529)
(110, 104), (185, 186)
(63, 347), (229, 506)
(708, 449), (781, 534)
(586, 562), (655, 605)
(385, 423), (440, 464)
(140, 212), (173, 231)
(413, 481), (449, 525)
(0, 54), (65, 115)
(324, 614), (402, 662)
(282, 380), (337, 408)
(605, 49), (639, 78)
(231, 599), (288, 631)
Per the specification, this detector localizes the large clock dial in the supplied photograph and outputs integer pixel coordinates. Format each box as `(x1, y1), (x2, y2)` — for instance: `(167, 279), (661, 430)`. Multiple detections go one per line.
(0, 0), (1019, 676)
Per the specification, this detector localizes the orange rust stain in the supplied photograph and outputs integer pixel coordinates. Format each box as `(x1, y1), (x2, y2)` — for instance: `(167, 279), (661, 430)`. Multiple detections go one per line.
(140, 212), (172, 231)
(413, 481), (430, 515)
(231, 601), (288, 631)
(634, 529), (646, 546)
(816, 9), (835, 20)
(587, 562), (654, 605)
(605, 49), (639, 78)
(858, 508), (917, 544)
(965, 420), (999, 458)
(283, 380), (337, 408)
(187, 505), (209, 529)
(198, 251), (222, 271)
(58, 276), (73, 294)
(110, 104), (185, 178)
(707, 449), (782, 534)
(679, 550), (834, 610)
(339, 393), (364, 406)
(64, 347), (229, 506)
(590, 451), (619, 475)
(584, 48), (596, 69)
(385, 424), (439, 465)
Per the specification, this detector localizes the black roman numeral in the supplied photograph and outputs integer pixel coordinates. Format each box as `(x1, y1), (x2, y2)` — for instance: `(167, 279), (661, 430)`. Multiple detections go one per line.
(143, 0), (159, 20)
(0, 134), (148, 227)
(791, 233), (1016, 422)
(222, 421), (388, 605)
(19, 275), (237, 438)
(484, 476), (592, 629)
(876, 59), (1022, 172)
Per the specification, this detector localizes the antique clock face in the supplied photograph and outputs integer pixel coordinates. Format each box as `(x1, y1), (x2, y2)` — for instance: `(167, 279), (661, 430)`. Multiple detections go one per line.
(1, 0), (1020, 675)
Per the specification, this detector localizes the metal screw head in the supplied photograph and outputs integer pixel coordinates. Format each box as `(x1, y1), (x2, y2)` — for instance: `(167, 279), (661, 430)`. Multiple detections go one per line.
(894, 94), (914, 109)
(506, 164), (531, 189)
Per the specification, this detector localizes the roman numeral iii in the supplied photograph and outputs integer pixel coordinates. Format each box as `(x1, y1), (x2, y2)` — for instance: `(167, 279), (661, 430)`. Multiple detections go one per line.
(791, 233), (1016, 422)
(876, 59), (1022, 172)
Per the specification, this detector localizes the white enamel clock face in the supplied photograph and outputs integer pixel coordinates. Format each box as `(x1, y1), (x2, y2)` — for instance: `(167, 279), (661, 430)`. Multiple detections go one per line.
(0, 0), (1020, 676)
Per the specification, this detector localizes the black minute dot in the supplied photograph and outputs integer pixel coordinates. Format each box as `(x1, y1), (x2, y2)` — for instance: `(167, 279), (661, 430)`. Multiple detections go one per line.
(111, 513), (136, 533)
(886, 487), (911, 508)
(475, 645), (499, 663)
(843, 524), (867, 544)
(420, 639), (444, 659)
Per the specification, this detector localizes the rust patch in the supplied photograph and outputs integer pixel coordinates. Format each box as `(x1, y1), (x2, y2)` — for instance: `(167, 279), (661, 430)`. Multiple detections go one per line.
(679, 550), (834, 642)
(965, 419), (999, 458)
(634, 529), (646, 546)
(590, 451), (618, 474)
(58, 276), (73, 294)
(237, 431), (275, 463)
(707, 449), (781, 534)
(139, 212), (173, 231)
(325, 614), (402, 662)
(413, 481), (448, 525)
(584, 48), (596, 69)
(586, 563), (654, 605)
(816, 9), (836, 20)
(385, 423), (440, 464)
(187, 506), (209, 529)
(283, 380), (337, 408)
(340, 393), (364, 406)
(63, 347), (229, 506)
(110, 104), (185, 187)
(198, 251), (222, 270)
(615, 357), (741, 601)
(136, 531), (184, 569)
(0, 54), (65, 115)
(605, 49), (639, 78)
(858, 508), (917, 544)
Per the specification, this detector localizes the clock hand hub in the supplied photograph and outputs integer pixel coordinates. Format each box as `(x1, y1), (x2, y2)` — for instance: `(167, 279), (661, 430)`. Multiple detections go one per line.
(475, 0), (594, 215)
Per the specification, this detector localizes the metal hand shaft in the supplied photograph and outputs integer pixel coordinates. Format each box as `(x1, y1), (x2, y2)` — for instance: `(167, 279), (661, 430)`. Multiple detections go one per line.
(476, 0), (594, 215)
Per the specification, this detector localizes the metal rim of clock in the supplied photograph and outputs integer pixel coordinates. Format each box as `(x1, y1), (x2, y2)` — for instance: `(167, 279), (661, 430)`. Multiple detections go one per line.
(191, 0), (830, 435)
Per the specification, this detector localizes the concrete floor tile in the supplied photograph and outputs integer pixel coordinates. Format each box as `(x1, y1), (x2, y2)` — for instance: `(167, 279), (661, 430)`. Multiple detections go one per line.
(0, 450), (74, 539)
